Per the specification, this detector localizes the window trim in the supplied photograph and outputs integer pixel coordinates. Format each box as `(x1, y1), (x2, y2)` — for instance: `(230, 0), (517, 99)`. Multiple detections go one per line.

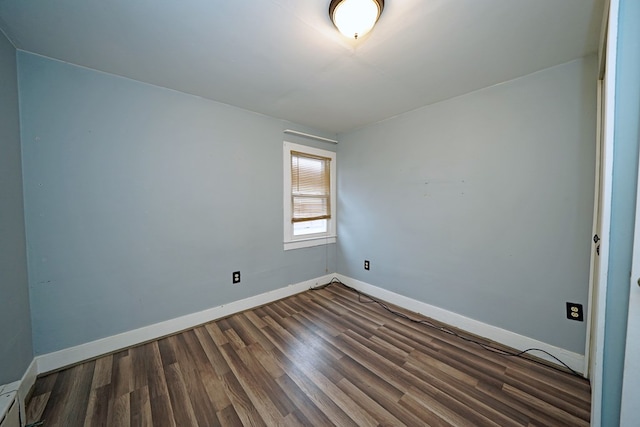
(283, 142), (336, 250)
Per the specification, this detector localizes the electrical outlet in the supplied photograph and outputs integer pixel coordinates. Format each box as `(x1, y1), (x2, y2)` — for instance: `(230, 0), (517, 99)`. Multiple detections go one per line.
(232, 271), (241, 284)
(364, 260), (370, 270)
(566, 302), (583, 321)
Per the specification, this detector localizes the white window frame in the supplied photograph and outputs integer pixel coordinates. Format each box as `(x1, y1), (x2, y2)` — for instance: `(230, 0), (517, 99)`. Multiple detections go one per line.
(283, 141), (336, 250)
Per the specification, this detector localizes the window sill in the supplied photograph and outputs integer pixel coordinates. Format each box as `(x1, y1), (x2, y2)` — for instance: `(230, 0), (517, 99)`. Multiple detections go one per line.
(284, 235), (336, 251)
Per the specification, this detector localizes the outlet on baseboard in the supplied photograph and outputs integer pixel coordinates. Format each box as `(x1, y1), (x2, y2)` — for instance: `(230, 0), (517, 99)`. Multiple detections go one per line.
(364, 260), (370, 271)
(566, 302), (583, 321)
(232, 271), (241, 284)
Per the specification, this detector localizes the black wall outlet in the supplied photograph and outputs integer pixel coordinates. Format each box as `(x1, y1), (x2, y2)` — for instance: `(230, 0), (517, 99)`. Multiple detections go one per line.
(364, 260), (370, 270)
(233, 271), (241, 284)
(566, 302), (583, 321)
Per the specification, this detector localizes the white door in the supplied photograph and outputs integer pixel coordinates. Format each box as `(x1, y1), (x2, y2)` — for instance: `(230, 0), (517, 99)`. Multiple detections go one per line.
(589, 1), (616, 423)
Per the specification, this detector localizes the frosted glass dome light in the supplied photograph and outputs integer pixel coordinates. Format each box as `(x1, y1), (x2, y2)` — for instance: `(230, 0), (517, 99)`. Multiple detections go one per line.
(329, 0), (385, 40)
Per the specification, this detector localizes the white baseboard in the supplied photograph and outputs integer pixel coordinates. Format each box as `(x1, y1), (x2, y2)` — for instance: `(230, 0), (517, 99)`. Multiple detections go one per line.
(33, 272), (583, 378)
(36, 274), (334, 374)
(336, 274), (585, 374)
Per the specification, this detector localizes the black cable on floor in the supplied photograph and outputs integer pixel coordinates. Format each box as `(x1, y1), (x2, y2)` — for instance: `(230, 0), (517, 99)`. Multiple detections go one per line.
(310, 277), (584, 379)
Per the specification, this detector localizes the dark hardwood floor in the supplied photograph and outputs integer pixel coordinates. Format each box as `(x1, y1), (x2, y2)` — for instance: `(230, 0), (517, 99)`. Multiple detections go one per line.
(26, 282), (591, 426)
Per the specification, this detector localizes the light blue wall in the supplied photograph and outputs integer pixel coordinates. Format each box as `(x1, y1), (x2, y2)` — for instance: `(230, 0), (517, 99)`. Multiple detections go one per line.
(0, 33), (32, 383)
(600, 0), (640, 424)
(337, 56), (597, 353)
(17, 52), (336, 355)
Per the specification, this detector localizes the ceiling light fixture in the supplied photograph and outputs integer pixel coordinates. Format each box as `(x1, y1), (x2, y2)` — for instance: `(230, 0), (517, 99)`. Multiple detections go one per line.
(329, 0), (384, 40)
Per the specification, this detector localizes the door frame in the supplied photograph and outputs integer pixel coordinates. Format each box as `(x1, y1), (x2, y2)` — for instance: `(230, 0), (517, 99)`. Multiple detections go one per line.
(588, 0), (617, 423)
(583, 78), (604, 379)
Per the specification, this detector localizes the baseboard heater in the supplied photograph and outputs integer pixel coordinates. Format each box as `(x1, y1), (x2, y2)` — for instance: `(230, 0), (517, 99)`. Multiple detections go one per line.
(0, 385), (20, 427)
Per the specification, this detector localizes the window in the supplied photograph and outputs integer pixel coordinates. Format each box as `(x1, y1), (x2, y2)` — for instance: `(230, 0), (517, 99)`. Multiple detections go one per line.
(284, 142), (336, 250)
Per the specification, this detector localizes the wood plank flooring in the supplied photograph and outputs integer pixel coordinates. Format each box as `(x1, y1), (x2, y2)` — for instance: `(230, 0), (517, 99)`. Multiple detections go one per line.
(26, 283), (591, 426)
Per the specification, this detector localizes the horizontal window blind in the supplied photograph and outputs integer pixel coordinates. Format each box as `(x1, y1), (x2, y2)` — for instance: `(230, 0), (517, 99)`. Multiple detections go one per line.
(291, 151), (331, 222)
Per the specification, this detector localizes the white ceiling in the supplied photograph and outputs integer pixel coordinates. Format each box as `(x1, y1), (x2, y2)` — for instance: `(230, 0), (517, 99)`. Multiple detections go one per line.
(0, 0), (604, 134)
